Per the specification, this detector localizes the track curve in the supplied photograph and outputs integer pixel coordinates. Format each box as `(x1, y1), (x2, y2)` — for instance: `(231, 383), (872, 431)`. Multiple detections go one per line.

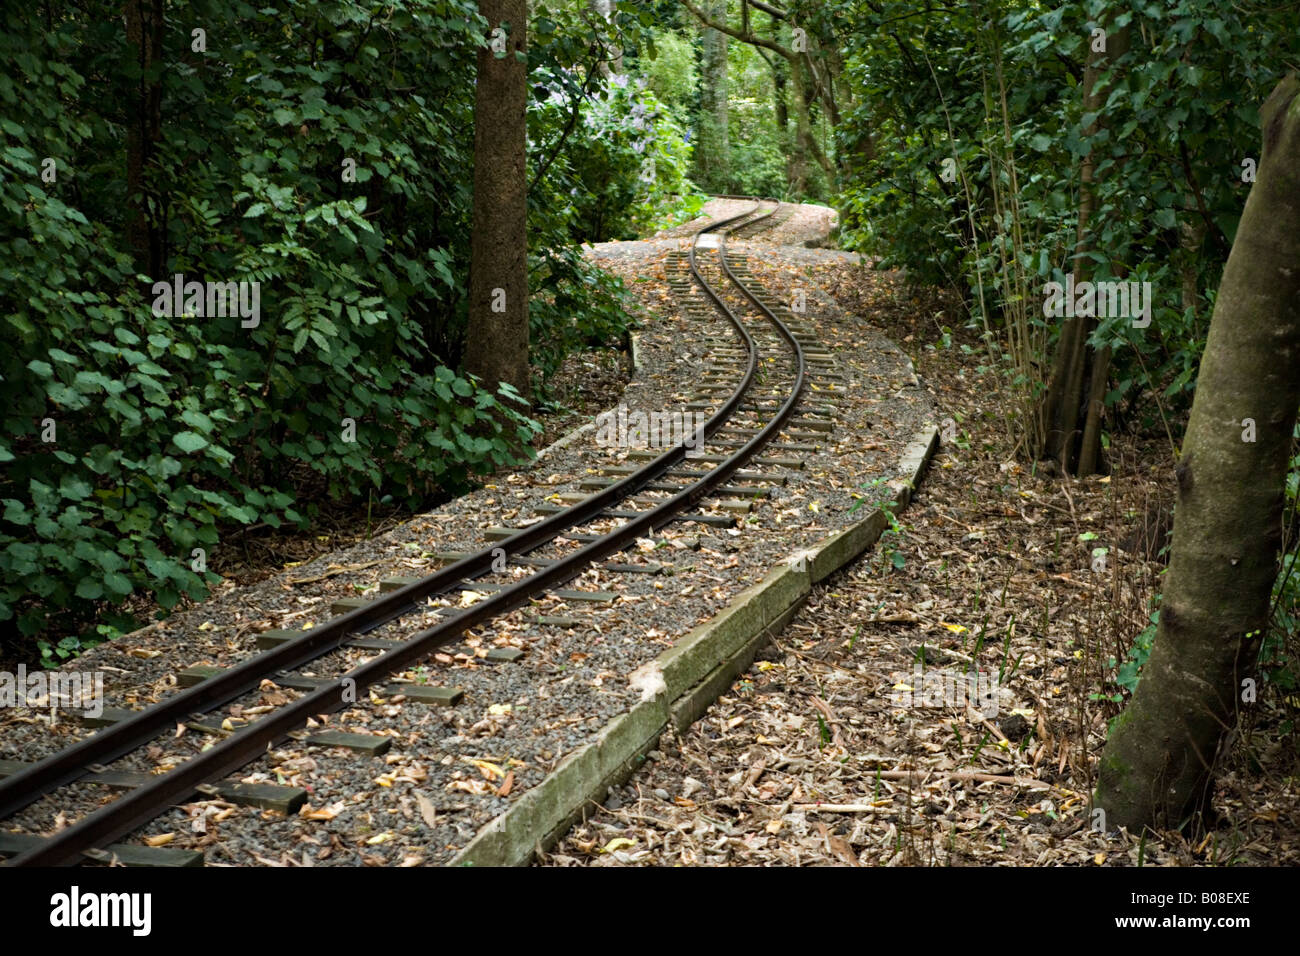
(0, 197), (808, 866)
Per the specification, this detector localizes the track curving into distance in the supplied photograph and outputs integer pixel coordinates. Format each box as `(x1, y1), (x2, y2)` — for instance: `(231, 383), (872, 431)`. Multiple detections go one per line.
(0, 197), (806, 866)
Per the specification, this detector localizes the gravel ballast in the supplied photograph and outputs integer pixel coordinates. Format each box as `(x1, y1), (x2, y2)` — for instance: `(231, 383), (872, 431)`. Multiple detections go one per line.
(1, 208), (935, 866)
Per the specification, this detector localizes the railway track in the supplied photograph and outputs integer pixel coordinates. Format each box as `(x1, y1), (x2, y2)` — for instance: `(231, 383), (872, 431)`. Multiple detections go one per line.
(0, 198), (834, 867)
(730, 201), (796, 240)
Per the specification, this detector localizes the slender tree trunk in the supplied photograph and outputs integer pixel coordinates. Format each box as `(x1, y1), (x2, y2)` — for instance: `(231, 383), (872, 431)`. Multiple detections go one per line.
(1034, 23), (1129, 475)
(824, 43), (854, 118)
(695, 0), (729, 192)
(1076, 345), (1110, 475)
(1094, 73), (1300, 834)
(464, 0), (530, 402)
(123, 0), (164, 276)
(785, 63), (809, 195)
(1179, 217), (1206, 322)
(591, 0), (622, 75)
(792, 62), (833, 179)
(772, 57), (788, 133)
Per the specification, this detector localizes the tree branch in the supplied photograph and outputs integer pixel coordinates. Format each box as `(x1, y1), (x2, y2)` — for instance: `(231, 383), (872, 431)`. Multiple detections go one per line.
(529, 67), (603, 191)
(1177, 140), (1231, 259)
(681, 0), (795, 61)
(748, 0), (787, 19)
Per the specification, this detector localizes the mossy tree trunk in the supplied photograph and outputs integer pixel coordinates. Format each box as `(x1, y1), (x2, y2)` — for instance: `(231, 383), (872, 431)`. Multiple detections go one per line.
(464, 0), (530, 403)
(1094, 74), (1300, 833)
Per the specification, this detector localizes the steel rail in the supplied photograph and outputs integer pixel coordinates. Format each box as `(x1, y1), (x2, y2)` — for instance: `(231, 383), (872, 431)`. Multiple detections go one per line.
(5, 198), (803, 866)
(0, 202), (768, 827)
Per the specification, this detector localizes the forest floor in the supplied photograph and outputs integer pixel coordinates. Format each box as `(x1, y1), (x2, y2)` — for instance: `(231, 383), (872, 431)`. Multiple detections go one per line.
(539, 208), (1300, 867)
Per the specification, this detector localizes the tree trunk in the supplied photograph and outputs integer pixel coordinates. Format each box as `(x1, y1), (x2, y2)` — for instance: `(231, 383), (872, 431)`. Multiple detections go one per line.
(1094, 73), (1300, 834)
(1034, 23), (1129, 475)
(772, 56), (788, 133)
(1179, 217), (1206, 323)
(464, 0), (530, 402)
(748, 42), (792, 190)
(785, 57), (807, 195)
(695, 0), (729, 192)
(123, 0), (164, 276)
(792, 61), (832, 180)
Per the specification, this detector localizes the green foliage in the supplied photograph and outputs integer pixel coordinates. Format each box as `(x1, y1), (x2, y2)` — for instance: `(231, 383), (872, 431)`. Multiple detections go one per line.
(849, 477), (905, 570)
(1, 0), (671, 653)
(526, 240), (633, 384)
(836, 0), (1297, 425)
(639, 28), (697, 113)
(723, 39), (788, 198)
(534, 73), (702, 243)
(1114, 606), (1160, 699)
(526, 32), (704, 381)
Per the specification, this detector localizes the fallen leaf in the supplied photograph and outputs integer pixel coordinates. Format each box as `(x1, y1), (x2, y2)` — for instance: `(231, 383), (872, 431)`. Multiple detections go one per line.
(415, 793), (438, 828)
(464, 757), (505, 781)
(497, 771), (515, 798)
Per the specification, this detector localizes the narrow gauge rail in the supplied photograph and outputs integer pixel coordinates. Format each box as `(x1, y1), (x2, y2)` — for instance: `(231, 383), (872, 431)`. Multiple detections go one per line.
(731, 202), (795, 240)
(0, 198), (806, 866)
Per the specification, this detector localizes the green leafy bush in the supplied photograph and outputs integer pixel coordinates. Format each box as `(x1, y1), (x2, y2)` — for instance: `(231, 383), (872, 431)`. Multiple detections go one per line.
(2, 1), (666, 656)
(836, 0), (1294, 425)
(535, 72), (702, 242)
